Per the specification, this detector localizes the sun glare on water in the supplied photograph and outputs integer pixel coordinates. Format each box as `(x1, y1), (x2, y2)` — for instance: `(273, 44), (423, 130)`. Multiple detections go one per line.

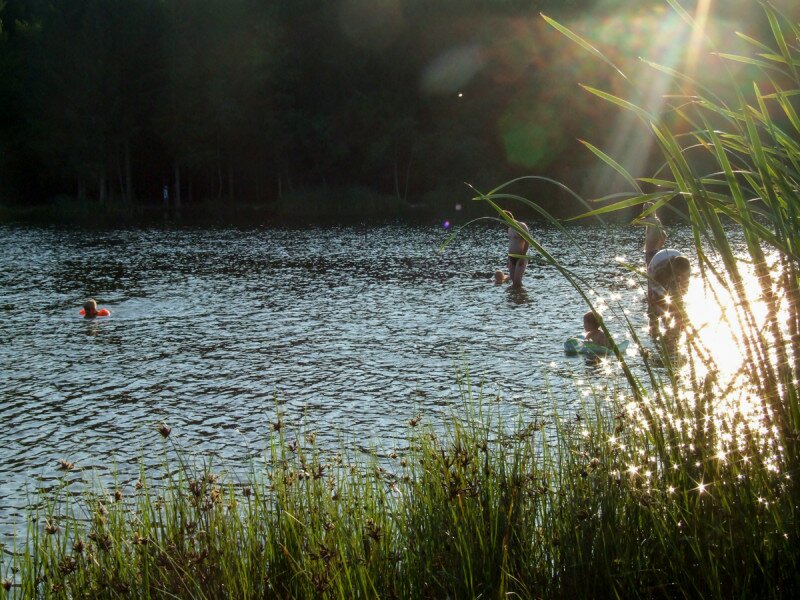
(648, 250), (790, 462)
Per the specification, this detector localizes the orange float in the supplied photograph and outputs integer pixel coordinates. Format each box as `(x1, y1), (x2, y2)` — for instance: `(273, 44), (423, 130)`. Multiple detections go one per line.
(79, 308), (111, 317)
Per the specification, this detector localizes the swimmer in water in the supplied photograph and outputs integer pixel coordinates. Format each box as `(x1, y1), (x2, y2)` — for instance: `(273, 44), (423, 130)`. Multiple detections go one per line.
(494, 270), (509, 284)
(583, 310), (610, 348)
(81, 299), (110, 318)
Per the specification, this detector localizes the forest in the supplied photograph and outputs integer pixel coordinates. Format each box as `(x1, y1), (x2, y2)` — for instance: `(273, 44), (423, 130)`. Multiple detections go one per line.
(0, 0), (791, 216)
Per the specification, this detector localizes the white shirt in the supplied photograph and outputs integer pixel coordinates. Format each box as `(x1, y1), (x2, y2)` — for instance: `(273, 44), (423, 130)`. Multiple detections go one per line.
(647, 249), (684, 298)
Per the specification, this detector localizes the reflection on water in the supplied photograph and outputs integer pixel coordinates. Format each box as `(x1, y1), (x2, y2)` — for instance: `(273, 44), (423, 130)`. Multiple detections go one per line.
(0, 221), (760, 532)
(506, 286), (531, 305)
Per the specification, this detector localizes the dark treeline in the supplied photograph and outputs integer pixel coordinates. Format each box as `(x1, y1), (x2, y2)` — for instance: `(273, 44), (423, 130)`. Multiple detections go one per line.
(0, 0), (788, 216)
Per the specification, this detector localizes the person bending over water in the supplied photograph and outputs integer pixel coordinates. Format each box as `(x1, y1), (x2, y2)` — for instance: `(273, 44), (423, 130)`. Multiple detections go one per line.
(504, 210), (529, 287)
(647, 249), (690, 317)
(583, 310), (610, 348)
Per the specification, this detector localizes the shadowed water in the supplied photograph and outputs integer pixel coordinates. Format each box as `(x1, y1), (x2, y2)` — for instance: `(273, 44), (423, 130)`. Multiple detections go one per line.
(0, 221), (709, 531)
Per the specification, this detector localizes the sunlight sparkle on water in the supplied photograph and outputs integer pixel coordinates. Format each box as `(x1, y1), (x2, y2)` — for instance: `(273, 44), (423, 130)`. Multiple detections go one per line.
(666, 254), (788, 465)
(681, 257), (776, 379)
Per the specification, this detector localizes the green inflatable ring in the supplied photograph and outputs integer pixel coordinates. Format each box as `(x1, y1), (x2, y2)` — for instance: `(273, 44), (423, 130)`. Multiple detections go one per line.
(564, 337), (629, 357)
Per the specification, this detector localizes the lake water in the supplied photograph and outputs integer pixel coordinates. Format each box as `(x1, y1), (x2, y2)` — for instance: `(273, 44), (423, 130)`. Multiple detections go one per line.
(0, 220), (716, 531)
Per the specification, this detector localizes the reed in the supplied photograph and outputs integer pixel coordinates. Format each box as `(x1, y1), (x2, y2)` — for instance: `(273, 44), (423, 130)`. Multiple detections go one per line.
(470, 0), (800, 595)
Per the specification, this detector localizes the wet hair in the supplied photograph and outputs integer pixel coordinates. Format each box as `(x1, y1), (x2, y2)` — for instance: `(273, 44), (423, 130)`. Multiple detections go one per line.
(583, 310), (600, 330)
(494, 269), (505, 281)
(670, 256), (690, 276)
(83, 299), (97, 313)
(654, 256), (691, 287)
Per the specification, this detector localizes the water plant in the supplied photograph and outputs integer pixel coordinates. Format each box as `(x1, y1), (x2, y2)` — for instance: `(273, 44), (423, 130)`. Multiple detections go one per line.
(473, 0), (800, 594)
(2, 369), (798, 599)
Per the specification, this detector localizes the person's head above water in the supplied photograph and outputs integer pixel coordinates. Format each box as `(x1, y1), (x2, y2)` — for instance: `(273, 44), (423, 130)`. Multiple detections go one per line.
(583, 310), (601, 332)
(494, 269), (507, 284)
(671, 256), (691, 293)
(83, 299), (98, 318)
(655, 255), (691, 294)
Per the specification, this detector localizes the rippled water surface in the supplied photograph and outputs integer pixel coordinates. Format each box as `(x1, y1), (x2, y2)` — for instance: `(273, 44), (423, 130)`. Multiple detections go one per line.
(1, 221), (705, 529)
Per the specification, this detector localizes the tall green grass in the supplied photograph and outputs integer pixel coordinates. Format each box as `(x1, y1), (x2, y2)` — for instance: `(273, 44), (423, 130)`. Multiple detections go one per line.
(3, 2), (800, 598)
(2, 379), (798, 599)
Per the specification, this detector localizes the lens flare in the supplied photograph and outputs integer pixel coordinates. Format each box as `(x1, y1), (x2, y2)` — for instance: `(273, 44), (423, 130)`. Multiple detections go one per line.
(421, 45), (484, 95)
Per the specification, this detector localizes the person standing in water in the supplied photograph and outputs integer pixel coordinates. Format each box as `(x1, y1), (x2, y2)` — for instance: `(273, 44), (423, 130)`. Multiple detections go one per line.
(504, 210), (529, 287)
(641, 202), (666, 266)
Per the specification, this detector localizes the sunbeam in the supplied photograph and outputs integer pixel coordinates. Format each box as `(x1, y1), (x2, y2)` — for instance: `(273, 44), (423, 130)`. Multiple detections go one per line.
(686, 0), (713, 75)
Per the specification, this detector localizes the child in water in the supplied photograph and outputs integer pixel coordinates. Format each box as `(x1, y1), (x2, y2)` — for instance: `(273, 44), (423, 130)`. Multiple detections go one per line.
(493, 270), (509, 284)
(81, 299), (110, 318)
(583, 310), (610, 348)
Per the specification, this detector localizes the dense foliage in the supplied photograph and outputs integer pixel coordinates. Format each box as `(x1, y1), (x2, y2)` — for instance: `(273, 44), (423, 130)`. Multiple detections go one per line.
(0, 0), (784, 215)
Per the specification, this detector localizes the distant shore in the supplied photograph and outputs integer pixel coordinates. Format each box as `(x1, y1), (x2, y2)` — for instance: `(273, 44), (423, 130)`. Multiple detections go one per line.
(0, 189), (649, 228)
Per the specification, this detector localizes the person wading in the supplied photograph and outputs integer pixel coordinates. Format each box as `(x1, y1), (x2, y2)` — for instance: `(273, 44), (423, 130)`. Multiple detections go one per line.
(504, 210), (530, 288)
